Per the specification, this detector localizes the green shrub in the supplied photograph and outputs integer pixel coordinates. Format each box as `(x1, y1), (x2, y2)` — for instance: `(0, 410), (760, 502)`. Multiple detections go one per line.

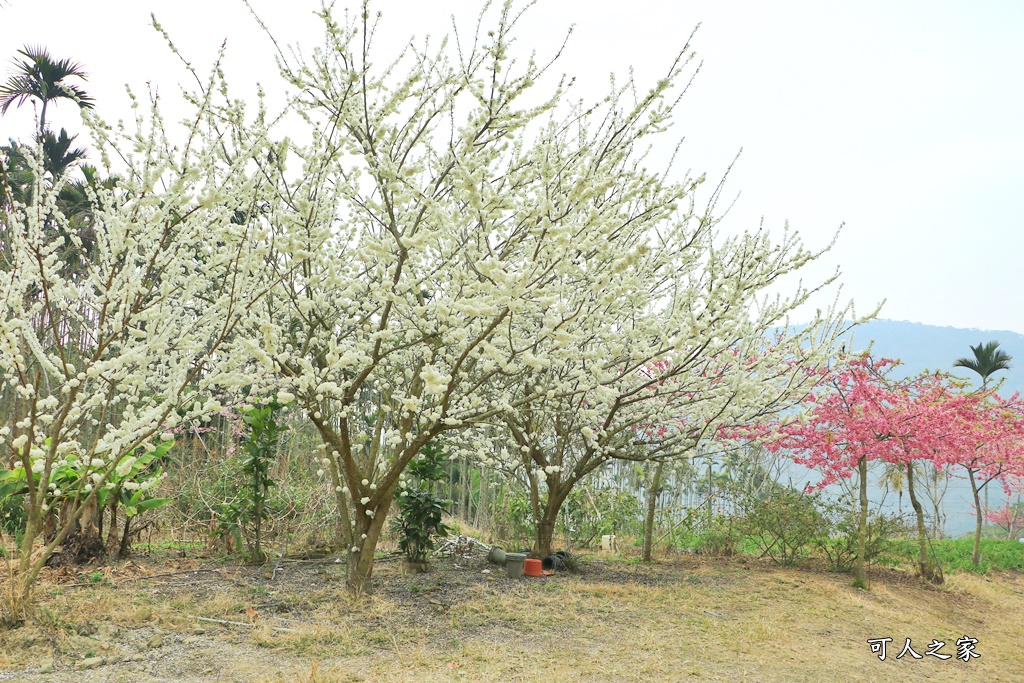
(392, 441), (451, 565)
(0, 490), (27, 545)
(0, 439), (172, 558)
(694, 513), (746, 557)
(237, 399), (289, 562)
(742, 489), (827, 566)
(562, 486), (641, 547)
(889, 538), (1024, 574)
(207, 399), (292, 561)
(490, 488), (534, 545)
(815, 497), (910, 572)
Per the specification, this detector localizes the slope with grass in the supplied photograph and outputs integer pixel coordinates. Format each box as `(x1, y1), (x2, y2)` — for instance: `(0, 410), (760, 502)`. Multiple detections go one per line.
(1, 549), (1022, 682)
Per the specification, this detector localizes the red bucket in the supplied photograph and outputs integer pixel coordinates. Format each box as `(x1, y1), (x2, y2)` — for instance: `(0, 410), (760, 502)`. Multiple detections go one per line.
(523, 558), (543, 577)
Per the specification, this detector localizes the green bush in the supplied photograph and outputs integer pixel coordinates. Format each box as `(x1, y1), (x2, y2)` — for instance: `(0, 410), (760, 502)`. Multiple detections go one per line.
(815, 497), (910, 572)
(237, 399), (289, 562)
(0, 439), (172, 558)
(742, 489), (827, 566)
(562, 486), (641, 547)
(209, 400), (289, 563)
(694, 513), (746, 557)
(490, 488), (534, 545)
(392, 441), (451, 565)
(0, 492), (27, 545)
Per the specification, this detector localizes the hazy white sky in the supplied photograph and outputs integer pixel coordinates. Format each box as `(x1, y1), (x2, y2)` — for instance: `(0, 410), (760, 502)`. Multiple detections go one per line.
(3, 1), (1022, 332)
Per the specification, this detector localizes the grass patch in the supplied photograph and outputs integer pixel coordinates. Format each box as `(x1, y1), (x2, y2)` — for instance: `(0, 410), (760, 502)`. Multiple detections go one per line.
(252, 622), (374, 657)
(673, 526), (1024, 577)
(890, 538), (1024, 573)
(6, 550), (1024, 682)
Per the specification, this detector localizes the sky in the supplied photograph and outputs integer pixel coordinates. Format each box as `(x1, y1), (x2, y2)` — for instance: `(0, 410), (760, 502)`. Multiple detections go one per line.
(2, 0), (1023, 333)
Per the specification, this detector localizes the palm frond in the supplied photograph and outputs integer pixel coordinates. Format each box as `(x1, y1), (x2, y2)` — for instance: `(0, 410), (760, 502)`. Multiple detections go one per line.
(42, 128), (87, 177)
(0, 74), (40, 113)
(952, 356), (982, 372)
(0, 44), (94, 114)
(954, 340), (1012, 382)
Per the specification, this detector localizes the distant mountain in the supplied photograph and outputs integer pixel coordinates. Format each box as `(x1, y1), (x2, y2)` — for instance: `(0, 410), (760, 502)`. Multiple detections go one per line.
(841, 319), (1024, 396)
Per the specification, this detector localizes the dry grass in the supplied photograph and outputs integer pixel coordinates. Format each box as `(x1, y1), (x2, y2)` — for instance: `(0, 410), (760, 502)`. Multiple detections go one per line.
(2, 550), (1023, 682)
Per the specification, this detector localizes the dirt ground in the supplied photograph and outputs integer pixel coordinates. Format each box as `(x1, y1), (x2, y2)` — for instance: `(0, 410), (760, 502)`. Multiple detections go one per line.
(2, 548), (1023, 682)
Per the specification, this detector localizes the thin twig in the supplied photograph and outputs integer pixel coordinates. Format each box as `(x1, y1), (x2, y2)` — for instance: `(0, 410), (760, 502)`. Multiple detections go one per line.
(195, 616), (296, 633)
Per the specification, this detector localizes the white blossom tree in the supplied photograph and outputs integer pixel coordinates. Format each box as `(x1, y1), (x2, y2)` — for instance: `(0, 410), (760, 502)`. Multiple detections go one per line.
(245, 1), (854, 591)
(478, 203), (852, 556)
(497, 312), (851, 556)
(0, 51), (275, 619)
(240, 1), (704, 592)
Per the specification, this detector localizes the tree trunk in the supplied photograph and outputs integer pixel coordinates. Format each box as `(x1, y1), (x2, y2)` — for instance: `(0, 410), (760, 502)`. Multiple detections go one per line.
(705, 461), (713, 529)
(853, 456), (870, 590)
(461, 455), (471, 521)
(12, 486), (101, 618)
(984, 486), (989, 526)
(930, 468), (945, 538)
(18, 500), (41, 583)
(1012, 492), (1023, 540)
(968, 468), (983, 567)
(475, 466), (488, 530)
(118, 516), (133, 559)
(535, 513), (555, 557)
(327, 458), (353, 550)
(346, 496), (393, 595)
(42, 508), (57, 544)
(532, 481), (571, 557)
(252, 479), (265, 563)
(906, 461), (942, 584)
(105, 498), (119, 553)
(642, 461), (665, 562)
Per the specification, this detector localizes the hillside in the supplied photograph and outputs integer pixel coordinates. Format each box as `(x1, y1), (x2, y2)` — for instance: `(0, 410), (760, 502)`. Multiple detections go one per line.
(843, 319), (1024, 395)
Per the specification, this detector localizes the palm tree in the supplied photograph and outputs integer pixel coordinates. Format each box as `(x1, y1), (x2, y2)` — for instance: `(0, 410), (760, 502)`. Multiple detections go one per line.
(1, 47), (97, 276)
(954, 341), (1012, 390)
(41, 128), (88, 178)
(954, 340), (1013, 562)
(0, 45), (94, 138)
(1, 136), (104, 277)
(1, 129), (87, 203)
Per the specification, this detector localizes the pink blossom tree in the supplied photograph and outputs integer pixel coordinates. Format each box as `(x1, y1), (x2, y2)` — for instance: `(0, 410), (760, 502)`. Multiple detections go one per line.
(763, 352), (1024, 584)
(986, 506), (1024, 540)
(936, 395), (1024, 566)
(985, 478), (1024, 539)
(761, 355), (961, 586)
(885, 372), (978, 584)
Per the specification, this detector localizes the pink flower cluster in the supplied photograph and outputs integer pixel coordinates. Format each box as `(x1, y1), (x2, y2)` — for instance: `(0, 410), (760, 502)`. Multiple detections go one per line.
(752, 354), (1024, 491)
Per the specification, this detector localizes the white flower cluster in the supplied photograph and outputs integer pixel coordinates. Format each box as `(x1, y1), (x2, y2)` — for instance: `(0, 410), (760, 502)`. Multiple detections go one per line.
(0, 57), (276, 571)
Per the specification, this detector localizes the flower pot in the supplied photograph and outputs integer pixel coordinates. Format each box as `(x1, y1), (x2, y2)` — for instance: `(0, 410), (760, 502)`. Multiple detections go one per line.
(487, 547), (507, 565)
(523, 558), (543, 577)
(505, 552), (527, 579)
